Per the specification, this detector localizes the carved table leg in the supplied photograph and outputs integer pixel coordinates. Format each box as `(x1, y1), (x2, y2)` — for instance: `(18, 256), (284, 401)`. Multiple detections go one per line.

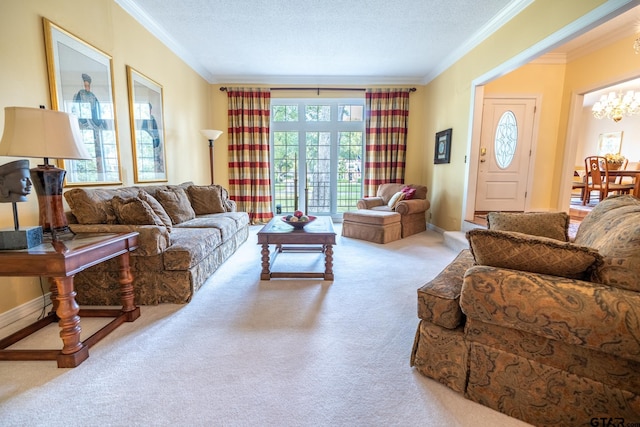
(48, 278), (60, 317)
(51, 276), (88, 367)
(261, 243), (271, 280)
(324, 244), (334, 280)
(118, 251), (140, 321)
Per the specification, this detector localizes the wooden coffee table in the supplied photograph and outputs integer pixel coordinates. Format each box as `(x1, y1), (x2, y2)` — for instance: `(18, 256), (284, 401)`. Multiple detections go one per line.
(257, 216), (336, 280)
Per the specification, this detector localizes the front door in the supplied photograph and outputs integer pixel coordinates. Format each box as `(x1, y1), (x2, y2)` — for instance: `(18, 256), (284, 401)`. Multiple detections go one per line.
(475, 97), (536, 212)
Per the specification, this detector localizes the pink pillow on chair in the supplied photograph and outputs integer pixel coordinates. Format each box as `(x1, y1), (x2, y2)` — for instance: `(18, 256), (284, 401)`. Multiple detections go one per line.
(401, 186), (416, 200)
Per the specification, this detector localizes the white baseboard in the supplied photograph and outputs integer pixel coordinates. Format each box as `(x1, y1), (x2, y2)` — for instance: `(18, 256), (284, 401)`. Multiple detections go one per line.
(0, 293), (52, 330)
(427, 222), (445, 234)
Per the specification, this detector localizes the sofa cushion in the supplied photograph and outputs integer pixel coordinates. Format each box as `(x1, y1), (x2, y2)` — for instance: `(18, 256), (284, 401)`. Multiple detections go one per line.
(466, 229), (601, 280)
(343, 209), (400, 226)
(137, 191), (172, 229)
(461, 265), (640, 363)
(487, 211), (570, 241)
(155, 187), (196, 224)
(187, 185), (226, 214)
(64, 187), (140, 224)
(417, 249), (474, 329)
(176, 214), (243, 241)
(574, 195), (640, 292)
(163, 227), (222, 270)
(401, 186), (416, 200)
(387, 191), (405, 209)
(377, 183), (427, 203)
(111, 196), (166, 227)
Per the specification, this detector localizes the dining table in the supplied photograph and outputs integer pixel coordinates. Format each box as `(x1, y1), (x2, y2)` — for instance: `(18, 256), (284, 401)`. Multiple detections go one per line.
(606, 169), (640, 198)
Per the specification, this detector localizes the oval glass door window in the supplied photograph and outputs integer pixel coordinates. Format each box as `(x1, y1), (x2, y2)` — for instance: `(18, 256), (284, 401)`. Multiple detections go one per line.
(494, 111), (518, 169)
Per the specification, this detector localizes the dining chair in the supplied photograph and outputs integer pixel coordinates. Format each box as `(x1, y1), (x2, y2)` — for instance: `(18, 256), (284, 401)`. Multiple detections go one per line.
(583, 156), (635, 205)
(571, 170), (586, 203)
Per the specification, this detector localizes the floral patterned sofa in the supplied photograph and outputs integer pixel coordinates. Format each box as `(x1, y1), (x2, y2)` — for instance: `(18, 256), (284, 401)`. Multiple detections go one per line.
(64, 182), (249, 305)
(411, 195), (640, 426)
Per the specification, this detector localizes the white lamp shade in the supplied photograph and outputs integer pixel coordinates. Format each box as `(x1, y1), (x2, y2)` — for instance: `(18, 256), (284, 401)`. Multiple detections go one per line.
(200, 129), (223, 141)
(0, 107), (91, 160)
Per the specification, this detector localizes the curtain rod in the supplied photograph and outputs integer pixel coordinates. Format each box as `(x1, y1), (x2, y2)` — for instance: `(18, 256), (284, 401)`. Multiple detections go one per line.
(219, 87), (416, 93)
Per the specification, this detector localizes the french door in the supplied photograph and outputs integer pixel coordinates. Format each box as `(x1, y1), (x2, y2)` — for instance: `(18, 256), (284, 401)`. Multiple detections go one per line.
(271, 99), (364, 217)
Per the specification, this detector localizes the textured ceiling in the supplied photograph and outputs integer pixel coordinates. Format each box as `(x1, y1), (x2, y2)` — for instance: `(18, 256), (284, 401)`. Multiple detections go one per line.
(116, 0), (528, 84)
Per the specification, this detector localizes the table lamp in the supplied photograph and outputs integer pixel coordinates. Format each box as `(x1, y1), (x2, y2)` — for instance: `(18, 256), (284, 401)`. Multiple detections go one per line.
(200, 129), (223, 184)
(0, 106), (91, 241)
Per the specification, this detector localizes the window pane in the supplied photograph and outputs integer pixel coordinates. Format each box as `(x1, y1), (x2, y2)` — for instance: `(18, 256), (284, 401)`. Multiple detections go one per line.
(272, 105), (298, 122)
(338, 105), (364, 122)
(494, 111), (518, 169)
(337, 131), (363, 212)
(306, 131), (331, 213)
(272, 131), (299, 213)
(305, 105), (331, 121)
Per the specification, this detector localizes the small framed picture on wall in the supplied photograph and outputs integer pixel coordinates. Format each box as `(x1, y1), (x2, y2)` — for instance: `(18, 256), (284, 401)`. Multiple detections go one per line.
(434, 128), (452, 164)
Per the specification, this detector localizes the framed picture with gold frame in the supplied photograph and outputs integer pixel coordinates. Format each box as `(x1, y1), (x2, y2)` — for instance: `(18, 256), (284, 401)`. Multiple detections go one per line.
(597, 131), (623, 156)
(43, 18), (122, 186)
(126, 66), (167, 183)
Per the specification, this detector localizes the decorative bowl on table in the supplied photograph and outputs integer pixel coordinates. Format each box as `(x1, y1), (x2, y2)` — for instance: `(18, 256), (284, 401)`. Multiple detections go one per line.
(281, 214), (317, 229)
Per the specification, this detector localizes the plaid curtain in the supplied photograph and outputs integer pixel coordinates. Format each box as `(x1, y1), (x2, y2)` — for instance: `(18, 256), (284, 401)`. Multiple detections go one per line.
(227, 87), (273, 224)
(363, 88), (411, 196)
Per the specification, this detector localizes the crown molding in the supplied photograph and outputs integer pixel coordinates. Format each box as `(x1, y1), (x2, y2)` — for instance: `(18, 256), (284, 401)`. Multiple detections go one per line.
(212, 74), (424, 86)
(531, 52), (567, 64)
(472, 0), (640, 87)
(421, 0), (534, 84)
(114, 0), (214, 82)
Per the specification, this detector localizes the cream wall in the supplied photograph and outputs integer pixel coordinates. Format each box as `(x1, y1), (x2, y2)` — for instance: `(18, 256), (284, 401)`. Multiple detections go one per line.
(575, 110), (640, 166)
(484, 63), (567, 209)
(0, 0), (212, 314)
(422, 0), (610, 230)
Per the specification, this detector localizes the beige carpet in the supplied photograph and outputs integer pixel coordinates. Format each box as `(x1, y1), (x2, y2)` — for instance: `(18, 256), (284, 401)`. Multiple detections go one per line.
(0, 224), (531, 427)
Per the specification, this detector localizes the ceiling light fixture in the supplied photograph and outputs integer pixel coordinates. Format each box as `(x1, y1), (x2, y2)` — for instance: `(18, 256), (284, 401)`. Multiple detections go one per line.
(592, 90), (640, 122)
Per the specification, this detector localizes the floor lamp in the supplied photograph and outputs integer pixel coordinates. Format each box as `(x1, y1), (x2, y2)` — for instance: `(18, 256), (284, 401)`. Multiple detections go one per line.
(200, 129), (223, 185)
(0, 106), (91, 241)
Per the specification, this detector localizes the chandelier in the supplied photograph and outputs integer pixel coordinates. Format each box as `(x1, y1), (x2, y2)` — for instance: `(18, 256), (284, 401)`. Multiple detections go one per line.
(592, 90), (640, 122)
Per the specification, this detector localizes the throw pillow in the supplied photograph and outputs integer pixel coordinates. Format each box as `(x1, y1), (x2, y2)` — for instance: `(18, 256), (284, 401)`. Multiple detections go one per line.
(187, 185), (226, 215)
(401, 186), (416, 200)
(138, 191), (172, 230)
(487, 211), (570, 242)
(466, 229), (601, 280)
(64, 187), (139, 224)
(387, 191), (405, 210)
(111, 196), (166, 227)
(155, 187), (196, 224)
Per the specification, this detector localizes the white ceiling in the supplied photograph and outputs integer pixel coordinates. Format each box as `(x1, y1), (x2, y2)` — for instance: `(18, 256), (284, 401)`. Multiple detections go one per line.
(116, 0), (530, 84)
(116, 0), (640, 89)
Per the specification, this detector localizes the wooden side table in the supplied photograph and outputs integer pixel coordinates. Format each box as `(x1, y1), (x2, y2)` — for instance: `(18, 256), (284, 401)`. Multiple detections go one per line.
(0, 232), (139, 368)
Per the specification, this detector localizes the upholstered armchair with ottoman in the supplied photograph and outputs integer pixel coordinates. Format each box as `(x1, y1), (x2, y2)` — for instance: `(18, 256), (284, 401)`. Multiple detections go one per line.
(342, 184), (430, 243)
(411, 195), (640, 426)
